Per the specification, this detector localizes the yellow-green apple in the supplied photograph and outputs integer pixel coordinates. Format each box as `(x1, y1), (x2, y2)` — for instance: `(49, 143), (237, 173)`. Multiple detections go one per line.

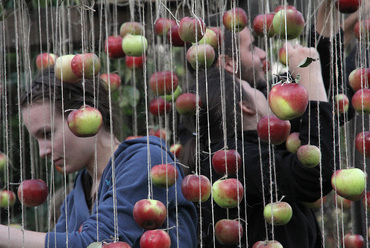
(335, 0), (361, 13)
(162, 85), (182, 102)
(87, 242), (102, 248)
(352, 89), (370, 114)
(181, 174), (211, 202)
(257, 115), (291, 145)
(178, 16), (206, 43)
(343, 233), (365, 248)
(196, 28), (218, 49)
(212, 178), (244, 208)
(170, 143), (182, 157)
(212, 149), (241, 176)
(263, 201), (293, 226)
(268, 82), (309, 120)
(149, 98), (171, 116)
(175, 93), (201, 115)
(121, 34), (148, 57)
(132, 199), (166, 230)
(186, 44), (216, 70)
(167, 24), (188, 47)
(154, 18), (176, 36)
(355, 131), (370, 157)
(297, 144), (321, 168)
(252, 240), (284, 248)
(331, 168), (366, 201)
(125, 55), (145, 70)
(354, 18), (370, 41)
(54, 54), (80, 84)
(0, 190), (16, 208)
(119, 21), (143, 37)
(149, 71), (179, 96)
(102, 241), (131, 248)
(278, 46), (288, 66)
(285, 132), (301, 154)
(252, 13), (276, 37)
(151, 163), (178, 188)
(274, 5), (297, 13)
(223, 7), (248, 32)
(0, 152), (8, 173)
(335, 93), (350, 114)
(272, 9), (305, 40)
(71, 53), (101, 79)
(209, 27), (223, 47)
(301, 197), (326, 210)
(17, 179), (48, 207)
(362, 191), (370, 212)
(104, 35), (125, 59)
(100, 73), (121, 92)
(333, 193), (352, 210)
(215, 219), (243, 245)
(348, 68), (370, 91)
(140, 230), (171, 248)
(67, 106), (103, 137)
(36, 53), (58, 71)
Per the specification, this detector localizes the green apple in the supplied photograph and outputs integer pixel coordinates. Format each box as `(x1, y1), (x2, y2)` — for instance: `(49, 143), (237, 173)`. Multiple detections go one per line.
(122, 34), (148, 57)
(54, 54), (80, 84)
(212, 178), (243, 208)
(162, 85), (182, 102)
(263, 201), (293, 226)
(285, 132), (301, 154)
(67, 106), (103, 137)
(331, 168), (366, 201)
(0, 152), (8, 172)
(0, 190), (16, 208)
(297, 144), (321, 168)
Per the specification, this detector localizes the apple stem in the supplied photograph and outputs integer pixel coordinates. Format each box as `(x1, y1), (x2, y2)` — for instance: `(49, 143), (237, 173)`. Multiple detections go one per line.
(278, 195), (286, 202)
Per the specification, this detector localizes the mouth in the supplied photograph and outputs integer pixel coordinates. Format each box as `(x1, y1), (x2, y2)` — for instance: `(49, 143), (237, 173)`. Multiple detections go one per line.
(53, 158), (64, 168)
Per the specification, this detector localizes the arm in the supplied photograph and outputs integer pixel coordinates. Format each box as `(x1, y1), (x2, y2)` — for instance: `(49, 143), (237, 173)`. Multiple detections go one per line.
(0, 226), (46, 248)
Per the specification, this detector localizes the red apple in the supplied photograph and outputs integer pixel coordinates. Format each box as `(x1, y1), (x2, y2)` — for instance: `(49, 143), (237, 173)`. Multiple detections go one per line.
(140, 229), (171, 248)
(285, 132), (301, 154)
(36, 53), (58, 71)
(209, 27), (223, 47)
(253, 13), (276, 37)
(0, 152), (8, 172)
(196, 28), (219, 49)
(100, 73), (121, 92)
(0, 190), (16, 208)
(335, 0), (361, 13)
(212, 149), (241, 176)
(257, 115), (291, 145)
(263, 59), (270, 72)
(71, 53), (101, 79)
(167, 24), (188, 47)
(331, 168), (366, 201)
(181, 174), (211, 202)
(149, 128), (167, 141)
(104, 35), (125, 59)
(352, 89), (370, 114)
(348, 68), (370, 91)
(102, 242), (131, 248)
(268, 82), (309, 120)
(67, 106), (103, 137)
(149, 71), (179, 96)
(355, 131), (370, 157)
(215, 219), (243, 245)
(223, 7), (248, 32)
(151, 163), (178, 188)
(175, 93), (201, 115)
(149, 98), (172, 116)
(154, 18), (176, 36)
(121, 34), (148, 57)
(296, 144), (321, 168)
(343, 233), (365, 248)
(170, 143), (182, 157)
(186, 44), (216, 70)
(272, 9), (305, 40)
(274, 5), (297, 13)
(252, 240), (284, 248)
(125, 55), (145, 70)
(54, 54), (80, 84)
(178, 16), (206, 43)
(212, 178), (244, 208)
(17, 179), (48, 207)
(335, 93), (350, 114)
(119, 21), (143, 37)
(333, 193), (352, 210)
(362, 191), (370, 212)
(278, 46), (288, 66)
(354, 18), (370, 41)
(263, 201), (293, 226)
(125, 135), (143, 141)
(133, 199), (166, 230)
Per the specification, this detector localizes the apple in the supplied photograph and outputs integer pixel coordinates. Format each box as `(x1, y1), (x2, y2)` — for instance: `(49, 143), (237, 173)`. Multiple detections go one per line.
(119, 21), (143, 37)
(0, 152), (8, 172)
(333, 193), (352, 210)
(125, 135), (143, 141)
(335, 93), (350, 114)
(151, 163), (178, 188)
(252, 13), (276, 37)
(209, 27), (223, 47)
(186, 44), (216, 70)
(257, 115), (291, 145)
(331, 168), (366, 201)
(355, 131), (370, 157)
(223, 7), (248, 32)
(348, 68), (370, 91)
(175, 93), (201, 115)
(178, 16), (206, 43)
(17, 179), (48, 207)
(252, 240), (284, 248)
(36, 53), (58, 70)
(301, 197), (326, 210)
(263, 60), (270, 72)
(343, 233), (365, 248)
(167, 24), (188, 47)
(272, 9), (305, 40)
(170, 143), (182, 157)
(54, 54), (80, 84)
(102, 241), (131, 248)
(274, 5), (297, 13)
(121, 34), (148, 57)
(362, 191), (370, 212)
(181, 174), (211, 202)
(125, 55), (145, 70)
(100, 73), (121, 92)
(354, 18), (370, 41)
(87, 242), (103, 248)
(352, 89), (370, 114)
(212, 178), (244, 208)
(104, 35), (125, 59)
(149, 71), (179, 96)
(162, 85), (182, 102)
(154, 18), (176, 36)
(132, 199), (166, 230)
(212, 149), (241, 176)
(278, 46), (288, 66)
(196, 28), (219, 49)
(71, 53), (101, 79)
(149, 128), (167, 141)
(140, 229), (171, 248)
(215, 219), (243, 245)
(268, 82), (309, 120)
(285, 132), (301, 154)
(335, 0), (361, 13)
(149, 98), (172, 116)
(67, 106), (103, 137)
(0, 190), (16, 208)
(296, 144), (321, 168)
(263, 201), (293, 226)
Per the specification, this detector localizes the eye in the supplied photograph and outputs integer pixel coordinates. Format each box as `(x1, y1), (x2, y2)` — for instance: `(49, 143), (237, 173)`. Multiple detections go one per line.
(43, 130), (52, 139)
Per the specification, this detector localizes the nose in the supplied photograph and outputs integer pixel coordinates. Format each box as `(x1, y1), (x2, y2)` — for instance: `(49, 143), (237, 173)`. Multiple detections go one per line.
(38, 140), (51, 159)
(256, 46), (266, 61)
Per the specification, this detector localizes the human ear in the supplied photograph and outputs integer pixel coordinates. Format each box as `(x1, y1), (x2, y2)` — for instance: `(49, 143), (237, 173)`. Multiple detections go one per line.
(239, 101), (256, 116)
(218, 55), (237, 75)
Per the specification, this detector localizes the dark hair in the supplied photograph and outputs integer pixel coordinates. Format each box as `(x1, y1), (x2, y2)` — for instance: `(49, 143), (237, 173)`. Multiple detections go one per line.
(20, 68), (119, 136)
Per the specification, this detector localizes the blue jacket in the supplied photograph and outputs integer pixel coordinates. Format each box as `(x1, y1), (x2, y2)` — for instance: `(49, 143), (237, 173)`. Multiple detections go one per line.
(45, 136), (197, 247)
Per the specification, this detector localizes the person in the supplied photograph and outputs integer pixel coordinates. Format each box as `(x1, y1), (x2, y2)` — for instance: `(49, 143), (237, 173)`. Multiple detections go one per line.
(0, 68), (198, 248)
(180, 41), (339, 247)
